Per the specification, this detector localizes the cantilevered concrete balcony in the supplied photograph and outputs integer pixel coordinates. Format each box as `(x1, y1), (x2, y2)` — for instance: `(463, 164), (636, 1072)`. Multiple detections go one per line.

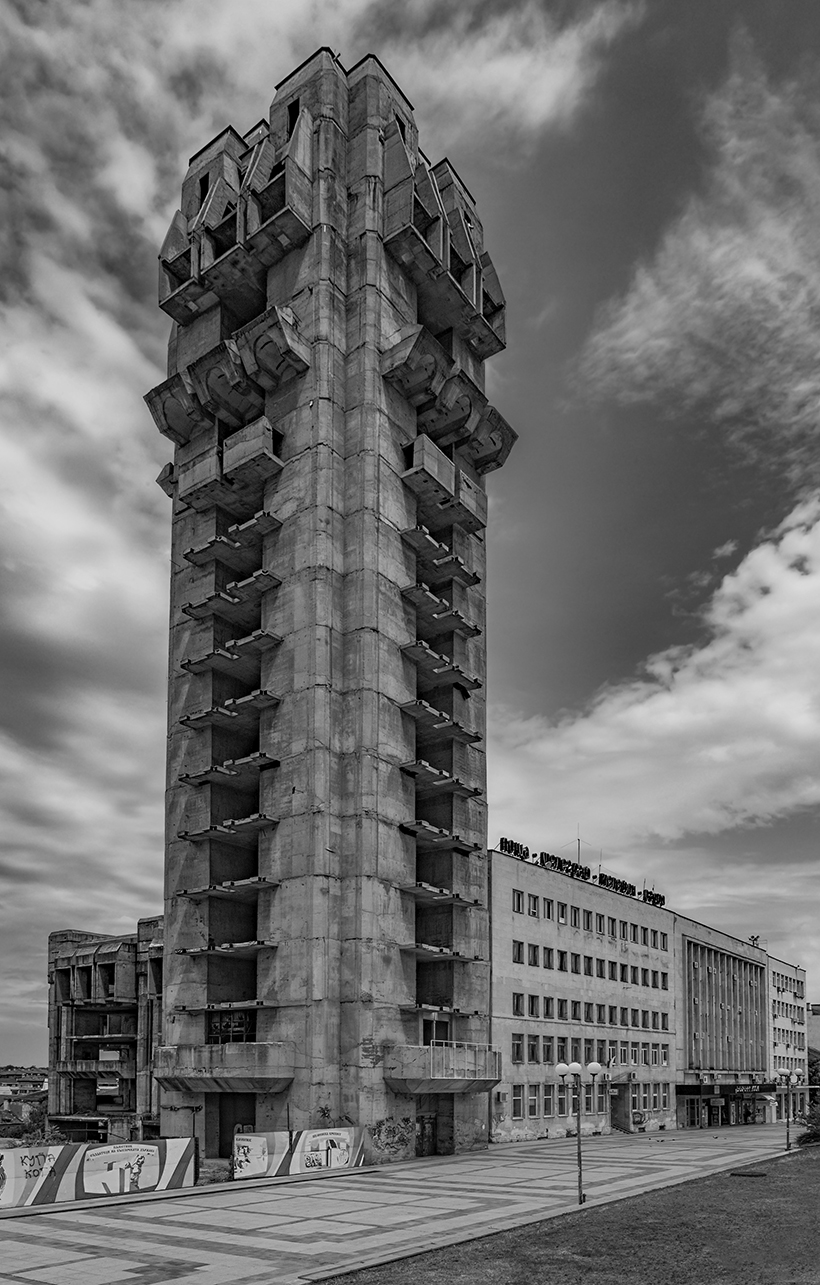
(184, 509), (281, 575)
(399, 699), (482, 746)
(400, 819), (481, 855)
(400, 526), (480, 590)
(183, 568), (280, 633)
(178, 813), (278, 846)
(175, 875), (279, 901)
(400, 584), (480, 640)
(380, 326), (453, 406)
(154, 1041), (298, 1093)
(400, 759), (482, 800)
(179, 750), (279, 790)
(400, 640), (480, 694)
(383, 1041), (501, 1095)
(180, 688), (281, 732)
(182, 629), (282, 685)
(174, 939), (276, 958)
(56, 1059), (136, 1078)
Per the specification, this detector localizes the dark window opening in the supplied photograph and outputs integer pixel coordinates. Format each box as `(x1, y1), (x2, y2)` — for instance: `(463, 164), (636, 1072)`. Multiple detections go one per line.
(287, 99), (300, 137)
(395, 114), (407, 141)
(207, 1011), (257, 1044)
(199, 173), (211, 207)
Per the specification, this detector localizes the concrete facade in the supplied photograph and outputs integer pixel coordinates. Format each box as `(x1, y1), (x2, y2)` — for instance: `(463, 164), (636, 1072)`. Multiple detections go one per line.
(146, 49), (514, 1161)
(489, 844), (806, 1142)
(47, 917), (163, 1143)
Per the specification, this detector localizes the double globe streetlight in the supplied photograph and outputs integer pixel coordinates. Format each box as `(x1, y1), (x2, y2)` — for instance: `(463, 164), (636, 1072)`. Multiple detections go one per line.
(776, 1070), (800, 1150)
(556, 1059), (602, 1205)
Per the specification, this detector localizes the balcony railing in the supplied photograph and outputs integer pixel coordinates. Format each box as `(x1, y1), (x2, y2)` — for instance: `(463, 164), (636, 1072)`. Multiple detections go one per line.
(153, 1040), (298, 1093)
(383, 1040), (501, 1094)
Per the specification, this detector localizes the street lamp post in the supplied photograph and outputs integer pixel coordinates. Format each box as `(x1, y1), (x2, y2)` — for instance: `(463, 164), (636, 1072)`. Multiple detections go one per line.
(556, 1060), (602, 1206)
(776, 1071), (799, 1150)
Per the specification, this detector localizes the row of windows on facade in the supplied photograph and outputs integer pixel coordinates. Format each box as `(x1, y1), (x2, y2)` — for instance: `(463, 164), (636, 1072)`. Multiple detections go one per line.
(512, 940), (669, 989)
(510, 1034), (671, 1067)
(772, 971), (804, 997)
(512, 891), (668, 950)
(774, 1055), (807, 1071)
(511, 993), (671, 1030)
(509, 1081), (673, 1121)
(772, 1027), (806, 1050)
(773, 1000), (805, 1022)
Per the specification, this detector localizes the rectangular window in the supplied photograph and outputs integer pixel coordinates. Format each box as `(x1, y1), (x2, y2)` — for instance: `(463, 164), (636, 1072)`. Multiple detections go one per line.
(641, 1083), (650, 1110)
(542, 1036), (554, 1063)
(608, 917), (617, 937)
(544, 1083), (555, 1115)
(558, 1084), (568, 1115)
(661, 1013), (669, 1032)
(584, 956), (593, 976)
(513, 940), (524, 964)
(619, 1042), (629, 1065)
(512, 1084), (524, 1119)
(641, 968), (649, 987)
(641, 1010), (650, 1029)
(583, 910), (592, 931)
(584, 1084), (594, 1113)
(641, 927), (649, 946)
(608, 961), (618, 980)
(557, 999), (568, 1020)
(596, 914), (605, 934)
(630, 1043), (639, 1065)
(661, 972), (668, 990)
(641, 1043), (649, 1066)
(620, 964), (629, 983)
(631, 1084), (639, 1111)
(660, 932), (668, 951)
(571, 953), (581, 974)
(608, 1040), (618, 1064)
(651, 970), (659, 989)
(651, 1043), (659, 1066)
(609, 1005), (618, 1025)
(570, 906), (580, 928)
(512, 992), (524, 1016)
(631, 966), (639, 985)
(596, 1004), (606, 1023)
(597, 1084), (607, 1113)
(544, 997), (554, 1019)
(597, 1039), (607, 1063)
(512, 889), (524, 913)
(651, 1011), (659, 1031)
(557, 902), (567, 924)
(651, 929), (658, 948)
(631, 924), (639, 943)
(584, 1003), (594, 1022)
(528, 894), (539, 917)
(512, 1033), (524, 1063)
(661, 1044), (669, 1066)
(584, 1038), (594, 1062)
(544, 898), (554, 920)
(527, 1035), (540, 1063)
(571, 1000), (581, 1021)
(528, 943), (540, 967)
(557, 951), (568, 971)
(662, 1083), (669, 1109)
(528, 1084), (541, 1117)
(620, 1007), (629, 1025)
(570, 1038), (581, 1062)
(543, 947), (554, 969)
(631, 1009), (640, 1028)
(596, 958), (606, 978)
(528, 994), (540, 1018)
(557, 1037), (568, 1061)
(620, 921), (628, 940)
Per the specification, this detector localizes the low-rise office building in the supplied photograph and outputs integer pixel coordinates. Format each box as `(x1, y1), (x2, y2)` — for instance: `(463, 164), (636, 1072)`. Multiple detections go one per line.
(48, 917), (163, 1143)
(489, 842), (805, 1141)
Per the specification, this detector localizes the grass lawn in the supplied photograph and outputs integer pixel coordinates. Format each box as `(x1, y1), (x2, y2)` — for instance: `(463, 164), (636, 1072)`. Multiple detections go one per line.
(324, 1146), (820, 1285)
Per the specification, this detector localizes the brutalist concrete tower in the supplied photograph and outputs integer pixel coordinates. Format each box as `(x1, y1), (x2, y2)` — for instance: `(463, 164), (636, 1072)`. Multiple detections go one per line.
(146, 49), (516, 1161)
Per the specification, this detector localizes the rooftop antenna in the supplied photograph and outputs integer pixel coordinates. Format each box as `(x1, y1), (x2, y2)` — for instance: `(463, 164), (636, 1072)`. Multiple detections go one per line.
(559, 825), (595, 864)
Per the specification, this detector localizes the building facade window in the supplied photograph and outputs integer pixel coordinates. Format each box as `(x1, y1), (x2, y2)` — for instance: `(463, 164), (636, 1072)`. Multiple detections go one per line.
(512, 889), (524, 913)
(544, 1084), (555, 1115)
(527, 1035), (540, 1063)
(544, 997), (554, 1018)
(512, 1084), (524, 1118)
(528, 994), (539, 1017)
(571, 906), (580, 928)
(558, 951), (568, 971)
(571, 1000), (581, 1021)
(528, 943), (539, 966)
(542, 1036), (554, 1062)
(544, 898), (554, 920)
(527, 894), (539, 917)
(512, 940), (524, 964)
(557, 902), (567, 924)
(528, 1084), (540, 1117)
(512, 992), (524, 1016)
(543, 947), (554, 969)
(512, 1033), (524, 1062)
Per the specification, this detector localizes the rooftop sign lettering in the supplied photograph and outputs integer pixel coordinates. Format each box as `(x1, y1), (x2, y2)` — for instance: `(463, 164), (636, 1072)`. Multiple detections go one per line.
(498, 837), (665, 906)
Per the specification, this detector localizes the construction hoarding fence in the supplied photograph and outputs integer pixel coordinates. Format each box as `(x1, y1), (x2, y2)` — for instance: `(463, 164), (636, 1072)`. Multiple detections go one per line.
(232, 1128), (366, 1180)
(0, 1139), (197, 1209)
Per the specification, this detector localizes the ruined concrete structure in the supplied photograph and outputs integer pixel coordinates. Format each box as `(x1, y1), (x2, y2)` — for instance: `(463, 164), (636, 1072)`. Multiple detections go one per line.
(145, 49), (515, 1160)
(47, 919), (163, 1143)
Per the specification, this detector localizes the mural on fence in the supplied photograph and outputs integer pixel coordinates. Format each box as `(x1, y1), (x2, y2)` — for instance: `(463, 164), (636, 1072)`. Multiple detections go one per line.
(232, 1128), (366, 1180)
(0, 1138), (197, 1208)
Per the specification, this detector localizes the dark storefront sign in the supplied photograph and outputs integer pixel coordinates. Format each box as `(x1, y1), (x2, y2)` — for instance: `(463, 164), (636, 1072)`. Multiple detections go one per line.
(676, 1083), (776, 1098)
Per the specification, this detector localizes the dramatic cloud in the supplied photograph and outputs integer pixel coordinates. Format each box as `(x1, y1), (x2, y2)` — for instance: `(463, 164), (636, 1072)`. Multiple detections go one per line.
(577, 34), (820, 488)
(490, 496), (820, 845)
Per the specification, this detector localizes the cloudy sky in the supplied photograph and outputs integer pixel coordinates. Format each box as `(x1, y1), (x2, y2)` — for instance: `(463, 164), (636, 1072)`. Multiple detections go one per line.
(2, 0), (819, 1063)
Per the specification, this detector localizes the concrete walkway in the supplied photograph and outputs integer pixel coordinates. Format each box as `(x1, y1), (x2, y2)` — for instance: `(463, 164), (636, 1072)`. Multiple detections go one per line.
(0, 1125), (795, 1285)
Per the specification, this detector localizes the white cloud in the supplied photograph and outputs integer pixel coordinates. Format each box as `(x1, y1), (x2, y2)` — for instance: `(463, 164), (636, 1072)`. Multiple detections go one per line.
(577, 37), (820, 487)
(489, 495), (820, 849)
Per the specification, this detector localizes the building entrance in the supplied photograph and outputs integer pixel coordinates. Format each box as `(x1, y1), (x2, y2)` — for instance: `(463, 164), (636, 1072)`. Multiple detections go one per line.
(218, 1092), (255, 1159)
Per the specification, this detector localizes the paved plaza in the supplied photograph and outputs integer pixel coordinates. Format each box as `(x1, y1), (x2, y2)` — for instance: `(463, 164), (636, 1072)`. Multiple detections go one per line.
(0, 1126), (794, 1285)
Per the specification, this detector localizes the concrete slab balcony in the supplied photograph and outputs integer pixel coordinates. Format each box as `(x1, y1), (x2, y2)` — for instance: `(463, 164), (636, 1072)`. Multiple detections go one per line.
(383, 1040), (501, 1094)
(153, 1040), (298, 1093)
